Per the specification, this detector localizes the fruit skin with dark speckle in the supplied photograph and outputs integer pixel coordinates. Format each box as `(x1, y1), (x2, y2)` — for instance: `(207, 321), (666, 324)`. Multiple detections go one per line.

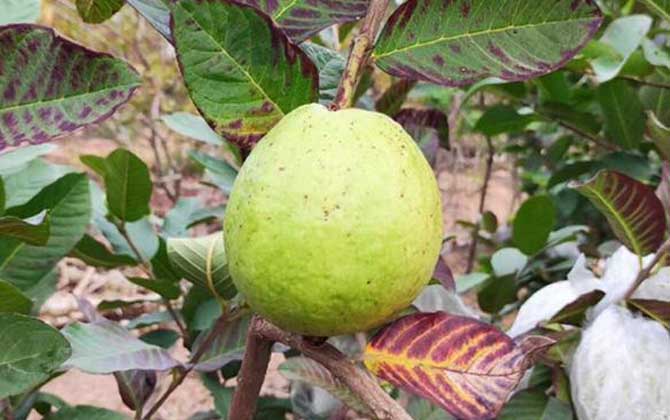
(224, 103), (443, 337)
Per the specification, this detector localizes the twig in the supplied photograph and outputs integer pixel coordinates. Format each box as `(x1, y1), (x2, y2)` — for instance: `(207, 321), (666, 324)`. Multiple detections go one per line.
(254, 318), (413, 420)
(466, 136), (494, 273)
(332, 0), (390, 110)
(165, 299), (188, 344)
(116, 222), (189, 345)
(142, 314), (232, 419)
(624, 238), (670, 300)
(228, 316), (275, 420)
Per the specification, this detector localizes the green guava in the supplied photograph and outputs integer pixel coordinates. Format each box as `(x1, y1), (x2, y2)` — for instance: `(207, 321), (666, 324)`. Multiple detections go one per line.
(224, 103), (443, 337)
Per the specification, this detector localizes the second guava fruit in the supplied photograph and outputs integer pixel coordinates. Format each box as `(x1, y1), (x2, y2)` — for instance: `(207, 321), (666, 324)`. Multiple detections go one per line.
(224, 103), (443, 337)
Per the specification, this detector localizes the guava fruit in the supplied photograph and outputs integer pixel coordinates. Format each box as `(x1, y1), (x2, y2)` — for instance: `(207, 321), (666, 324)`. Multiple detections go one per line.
(224, 103), (443, 337)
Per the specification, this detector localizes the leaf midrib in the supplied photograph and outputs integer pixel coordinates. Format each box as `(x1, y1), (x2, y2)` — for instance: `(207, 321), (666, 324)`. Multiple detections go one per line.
(373, 17), (596, 59)
(584, 183), (642, 255)
(176, 3), (284, 117)
(643, 0), (670, 21)
(0, 83), (139, 114)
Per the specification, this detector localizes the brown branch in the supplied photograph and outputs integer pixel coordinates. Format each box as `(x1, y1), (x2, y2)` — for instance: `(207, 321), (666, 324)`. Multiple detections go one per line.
(228, 316), (275, 420)
(255, 318), (413, 420)
(624, 238), (670, 300)
(332, 0), (390, 110)
(466, 136), (494, 273)
(142, 314), (232, 419)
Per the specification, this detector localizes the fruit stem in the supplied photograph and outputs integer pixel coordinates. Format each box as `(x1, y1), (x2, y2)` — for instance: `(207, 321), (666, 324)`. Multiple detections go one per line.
(332, 0), (390, 110)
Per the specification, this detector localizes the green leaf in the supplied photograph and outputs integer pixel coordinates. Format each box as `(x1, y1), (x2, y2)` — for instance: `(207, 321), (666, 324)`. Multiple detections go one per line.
(0, 0), (41, 25)
(0, 178), (4, 215)
(491, 248), (528, 277)
(373, 0), (602, 87)
(478, 275), (517, 313)
(481, 211), (498, 234)
(597, 79), (645, 150)
(0, 144), (56, 176)
(140, 328), (179, 349)
(499, 390), (572, 420)
(641, 38), (670, 69)
(475, 105), (535, 137)
(0, 210), (50, 245)
(588, 15), (652, 82)
(455, 272), (490, 294)
(62, 319), (180, 373)
(649, 111), (670, 162)
(50, 405), (129, 420)
(102, 149), (152, 222)
(513, 196), (557, 255)
(76, 0), (125, 23)
(300, 43), (346, 105)
(0, 314), (71, 399)
(2, 160), (71, 208)
(0, 25), (140, 150)
(279, 356), (372, 416)
(375, 80), (417, 116)
(172, 0), (318, 148)
(70, 234), (137, 268)
(0, 173), (90, 292)
(641, 71), (670, 127)
(0, 280), (32, 314)
(127, 0), (171, 42)
(573, 170), (667, 256)
(162, 112), (222, 145)
(90, 183), (159, 260)
(237, 0), (368, 42)
(163, 197), (218, 237)
(641, 0), (670, 21)
(188, 151), (237, 195)
(167, 233), (236, 300)
(80, 154), (107, 178)
(127, 277), (181, 300)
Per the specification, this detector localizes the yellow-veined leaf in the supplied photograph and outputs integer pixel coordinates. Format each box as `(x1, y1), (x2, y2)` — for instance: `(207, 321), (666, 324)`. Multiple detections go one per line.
(364, 312), (552, 420)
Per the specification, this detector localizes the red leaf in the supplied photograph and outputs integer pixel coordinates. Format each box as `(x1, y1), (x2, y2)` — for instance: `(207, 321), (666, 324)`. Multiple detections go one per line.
(365, 312), (549, 420)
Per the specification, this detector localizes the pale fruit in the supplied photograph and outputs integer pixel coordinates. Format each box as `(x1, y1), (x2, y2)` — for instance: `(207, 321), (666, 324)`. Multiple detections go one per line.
(224, 104), (443, 336)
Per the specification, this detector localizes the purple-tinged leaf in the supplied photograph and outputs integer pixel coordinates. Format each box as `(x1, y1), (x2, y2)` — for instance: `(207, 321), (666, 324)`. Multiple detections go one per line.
(394, 108), (449, 149)
(431, 256), (455, 291)
(375, 79), (417, 116)
(365, 312), (552, 420)
(573, 170), (667, 256)
(373, 0), (603, 87)
(279, 357), (372, 416)
(628, 299), (670, 328)
(548, 290), (606, 326)
(171, 0), (318, 149)
(192, 315), (249, 372)
(76, 0), (125, 24)
(61, 317), (180, 373)
(114, 370), (157, 411)
(0, 25), (140, 151)
(0, 210), (50, 245)
(237, 0), (370, 42)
